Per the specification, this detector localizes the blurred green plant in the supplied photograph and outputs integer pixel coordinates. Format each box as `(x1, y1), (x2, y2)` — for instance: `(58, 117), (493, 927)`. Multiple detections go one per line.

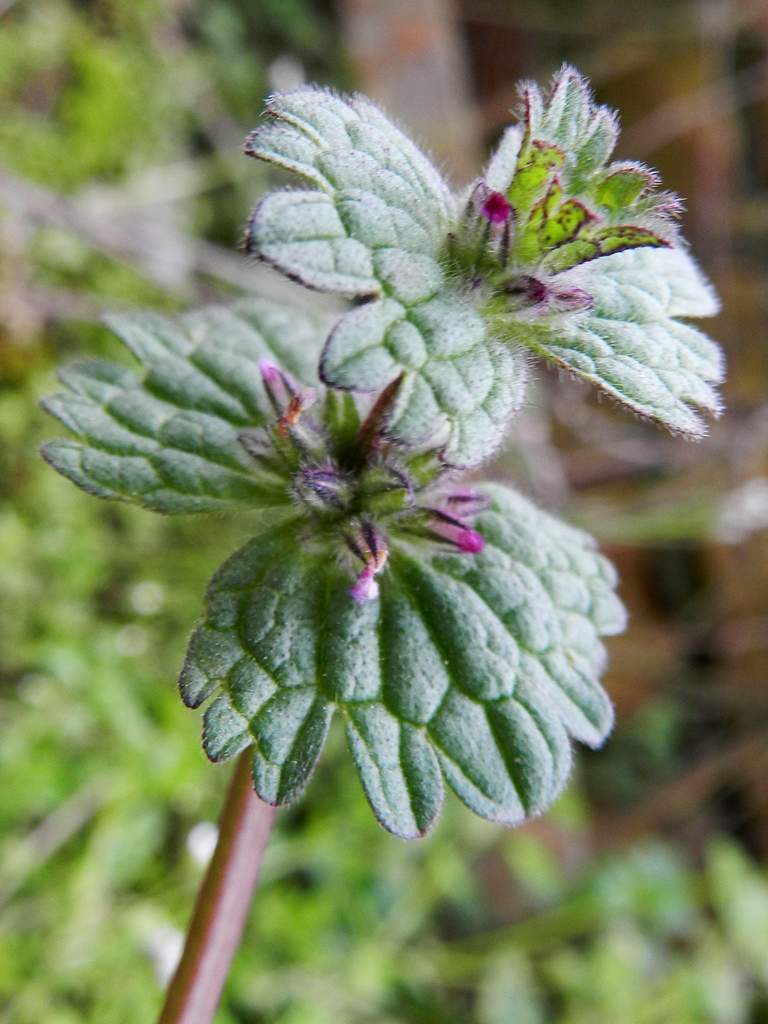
(1, 3), (766, 1023)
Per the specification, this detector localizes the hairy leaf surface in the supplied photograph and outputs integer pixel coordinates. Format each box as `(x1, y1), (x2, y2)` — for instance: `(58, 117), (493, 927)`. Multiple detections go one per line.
(181, 483), (625, 838)
(42, 299), (328, 513)
(507, 248), (724, 437)
(244, 86), (528, 465)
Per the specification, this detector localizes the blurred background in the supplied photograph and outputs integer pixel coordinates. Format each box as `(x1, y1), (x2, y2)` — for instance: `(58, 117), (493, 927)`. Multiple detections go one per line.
(1, 0), (768, 1021)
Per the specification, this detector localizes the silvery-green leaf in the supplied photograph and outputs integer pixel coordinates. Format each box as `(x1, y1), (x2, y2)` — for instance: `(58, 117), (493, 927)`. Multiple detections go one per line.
(244, 87), (527, 466)
(182, 482), (625, 839)
(321, 291), (528, 466)
(42, 299), (329, 514)
(508, 247), (724, 437)
(484, 126), (524, 193)
(247, 189), (380, 296)
(520, 64), (619, 189)
(245, 86), (454, 263)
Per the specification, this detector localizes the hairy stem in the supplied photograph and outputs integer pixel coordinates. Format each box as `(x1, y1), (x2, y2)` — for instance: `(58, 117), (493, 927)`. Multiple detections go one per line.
(157, 749), (276, 1024)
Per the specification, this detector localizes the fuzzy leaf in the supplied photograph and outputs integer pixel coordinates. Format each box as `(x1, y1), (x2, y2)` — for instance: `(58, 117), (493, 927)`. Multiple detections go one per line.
(483, 126), (524, 193)
(320, 292), (528, 466)
(42, 299), (329, 513)
(245, 86), (526, 466)
(181, 483), (625, 838)
(247, 189), (380, 296)
(520, 64), (619, 191)
(508, 248), (724, 437)
(507, 65), (677, 266)
(244, 86), (453, 274)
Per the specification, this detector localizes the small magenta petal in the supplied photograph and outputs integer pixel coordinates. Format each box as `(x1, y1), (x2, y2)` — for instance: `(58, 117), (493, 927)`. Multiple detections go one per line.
(429, 518), (486, 553)
(349, 563), (380, 603)
(260, 360), (298, 416)
(445, 488), (489, 516)
(456, 528), (485, 554)
(259, 360), (282, 386)
(506, 275), (550, 304)
(480, 190), (512, 225)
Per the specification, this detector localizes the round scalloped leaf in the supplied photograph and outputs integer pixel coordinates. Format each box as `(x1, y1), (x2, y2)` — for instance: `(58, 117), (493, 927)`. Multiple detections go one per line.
(245, 86), (524, 467)
(180, 482), (625, 839)
(320, 291), (528, 467)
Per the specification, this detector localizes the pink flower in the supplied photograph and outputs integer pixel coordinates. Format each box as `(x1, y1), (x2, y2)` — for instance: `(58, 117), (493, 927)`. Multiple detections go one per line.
(480, 190), (512, 225)
(258, 360), (284, 389)
(348, 529), (389, 604)
(455, 528), (485, 554)
(348, 561), (380, 604)
(444, 488), (489, 517)
(429, 518), (486, 553)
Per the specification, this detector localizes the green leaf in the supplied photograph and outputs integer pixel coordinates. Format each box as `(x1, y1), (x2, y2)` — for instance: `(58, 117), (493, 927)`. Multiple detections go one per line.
(519, 64), (619, 191)
(181, 482), (625, 838)
(247, 189), (380, 296)
(540, 227), (671, 274)
(244, 87), (454, 254)
(483, 125), (523, 193)
(541, 66), (619, 181)
(42, 299), (329, 513)
(507, 248), (724, 437)
(507, 66), (677, 267)
(592, 164), (656, 214)
(245, 86), (525, 466)
(320, 290), (528, 466)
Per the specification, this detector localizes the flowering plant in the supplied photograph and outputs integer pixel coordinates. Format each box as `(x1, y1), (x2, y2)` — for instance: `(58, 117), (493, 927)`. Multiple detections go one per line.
(43, 66), (723, 841)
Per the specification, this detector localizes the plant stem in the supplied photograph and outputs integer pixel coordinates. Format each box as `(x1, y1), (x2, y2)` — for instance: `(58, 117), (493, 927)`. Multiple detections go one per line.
(157, 749), (276, 1024)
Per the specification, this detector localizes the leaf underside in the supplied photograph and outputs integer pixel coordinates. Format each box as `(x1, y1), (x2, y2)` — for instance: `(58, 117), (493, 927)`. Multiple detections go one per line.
(508, 248), (724, 437)
(244, 87), (527, 466)
(181, 483), (626, 839)
(42, 299), (329, 514)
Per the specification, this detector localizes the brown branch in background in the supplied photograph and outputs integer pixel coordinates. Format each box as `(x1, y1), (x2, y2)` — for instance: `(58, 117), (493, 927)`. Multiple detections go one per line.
(595, 732), (768, 850)
(339, 0), (481, 182)
(621, 55), (768, 156)
(157, 750), (276, 1024)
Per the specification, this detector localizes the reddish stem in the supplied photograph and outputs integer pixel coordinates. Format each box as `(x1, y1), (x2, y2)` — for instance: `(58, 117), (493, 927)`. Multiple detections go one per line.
(157, 749), (276, 1024)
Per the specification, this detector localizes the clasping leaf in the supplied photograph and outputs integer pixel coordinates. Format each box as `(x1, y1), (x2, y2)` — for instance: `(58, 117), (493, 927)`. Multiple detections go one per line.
(181, 484), (625, 838)
(245, 68), (724, 464)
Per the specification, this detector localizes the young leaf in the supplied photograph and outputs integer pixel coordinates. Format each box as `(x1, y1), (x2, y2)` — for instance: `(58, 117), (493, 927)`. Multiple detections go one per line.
(520, 64), (620, 188)
(42, 299), (329, 513)
(181, 483), (625, 839)
(244, 71), (723, 464)
(244, 86), (527, 466)
(319, 290), (528, 466)
(506, 247), (724, 437)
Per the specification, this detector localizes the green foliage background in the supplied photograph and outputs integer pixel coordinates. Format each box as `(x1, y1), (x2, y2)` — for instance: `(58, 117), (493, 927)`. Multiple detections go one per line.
(2, 1), (767, 1021)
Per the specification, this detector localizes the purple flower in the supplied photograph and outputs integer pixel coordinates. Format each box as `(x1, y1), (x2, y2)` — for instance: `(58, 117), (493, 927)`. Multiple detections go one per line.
(347, 524), (389, 604)
(348, 561), (381, 604)
(550, 285), (593, 313)
(258, 360), (285, 390)
(455, 527), (485, 553)
(444, 487), (490, 517)
(430, 519), (486, 553)
(480, 190), (512, 225)
(505, 275), (593, 314)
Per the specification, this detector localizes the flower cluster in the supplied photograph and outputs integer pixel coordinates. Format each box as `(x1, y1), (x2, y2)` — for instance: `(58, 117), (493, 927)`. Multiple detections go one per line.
(41, 66), (723, 838)
(242, 65), (722, 467)
(444, 70), (682, 323)
(239, 362), (487, 602)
